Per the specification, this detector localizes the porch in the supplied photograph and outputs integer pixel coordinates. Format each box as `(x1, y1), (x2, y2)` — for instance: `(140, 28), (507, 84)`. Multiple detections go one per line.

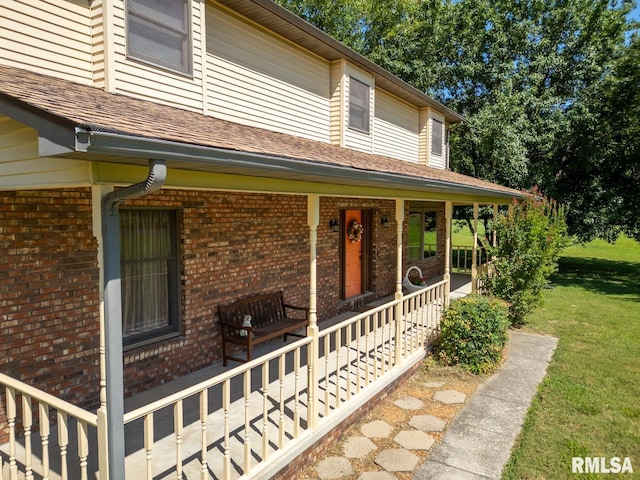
(0, 279), (458, 480)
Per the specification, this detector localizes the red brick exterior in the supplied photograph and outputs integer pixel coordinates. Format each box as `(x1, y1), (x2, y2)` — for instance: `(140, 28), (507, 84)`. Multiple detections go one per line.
(0, 189), (101, 408)
(0, 188), (445, 408)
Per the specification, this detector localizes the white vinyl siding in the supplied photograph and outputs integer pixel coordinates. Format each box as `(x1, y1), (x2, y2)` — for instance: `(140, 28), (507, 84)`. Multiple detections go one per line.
(110, 0), (204, 111)
(329, 60), (345, 146)
(373, 90), (420, 163)
(0, 116), (90, 190)
(205, 7), (331, 143)
(0, 0), (93, 84)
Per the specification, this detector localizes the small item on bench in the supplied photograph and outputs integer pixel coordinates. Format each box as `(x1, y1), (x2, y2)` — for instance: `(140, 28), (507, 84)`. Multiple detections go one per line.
(218, 291), (309, 366)
(239, 315), (253, 338)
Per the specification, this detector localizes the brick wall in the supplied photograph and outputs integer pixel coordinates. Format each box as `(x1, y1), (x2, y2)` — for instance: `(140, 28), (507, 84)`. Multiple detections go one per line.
(0, 188), (446, 406)
(0, 189), (101, 410)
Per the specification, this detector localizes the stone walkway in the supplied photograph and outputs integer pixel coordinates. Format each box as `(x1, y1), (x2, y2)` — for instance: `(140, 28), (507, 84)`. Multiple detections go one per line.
(308, 381), (469, 479)
(304, 331), (558, 480)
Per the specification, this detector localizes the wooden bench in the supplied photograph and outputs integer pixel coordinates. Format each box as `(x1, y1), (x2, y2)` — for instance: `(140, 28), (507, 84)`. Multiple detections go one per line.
(218, 291), (309, 366)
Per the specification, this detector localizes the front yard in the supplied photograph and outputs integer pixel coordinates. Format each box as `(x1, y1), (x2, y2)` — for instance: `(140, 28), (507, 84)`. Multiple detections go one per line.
(503, 236), (640, 478)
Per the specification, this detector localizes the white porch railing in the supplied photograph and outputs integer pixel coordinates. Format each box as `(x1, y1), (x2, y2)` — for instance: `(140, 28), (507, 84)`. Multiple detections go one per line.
(0, 280), (448, 480)
(0, 372), (99, 480)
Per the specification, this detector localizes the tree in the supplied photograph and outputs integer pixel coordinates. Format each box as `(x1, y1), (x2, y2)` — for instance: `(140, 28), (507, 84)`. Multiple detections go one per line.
(276, 0), (638, 242)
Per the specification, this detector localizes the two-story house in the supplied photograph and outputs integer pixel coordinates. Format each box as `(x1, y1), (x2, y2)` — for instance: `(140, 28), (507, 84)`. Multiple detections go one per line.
(0, 0), (521, 478)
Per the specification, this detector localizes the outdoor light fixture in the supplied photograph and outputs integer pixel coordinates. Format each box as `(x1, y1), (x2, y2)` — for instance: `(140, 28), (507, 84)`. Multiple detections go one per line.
(380, 216), (390, 228)
(329, 218), (340, 232)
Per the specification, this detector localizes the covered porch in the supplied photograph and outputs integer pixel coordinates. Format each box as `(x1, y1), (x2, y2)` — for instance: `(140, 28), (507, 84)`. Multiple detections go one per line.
(1, 278), (449, 480)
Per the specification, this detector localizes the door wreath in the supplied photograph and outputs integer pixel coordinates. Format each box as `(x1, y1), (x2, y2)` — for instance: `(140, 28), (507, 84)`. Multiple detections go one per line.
(347, 219), (364, 243)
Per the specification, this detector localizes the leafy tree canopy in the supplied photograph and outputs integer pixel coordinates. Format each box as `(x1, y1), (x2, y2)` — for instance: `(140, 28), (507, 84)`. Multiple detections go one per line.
(276, 0), (640, 242)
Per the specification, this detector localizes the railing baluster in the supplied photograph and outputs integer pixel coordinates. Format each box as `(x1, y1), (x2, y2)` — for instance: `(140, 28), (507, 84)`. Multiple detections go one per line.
(243, 370), (251, 474)
(199, 390), (208, 480)
(77, 421), (89, 480)
(365, 315), (371, 386)
(278, 355), (285, 449)
(57, 411), (68, 480)
(6, 387), (17, 480)
(144, 413), (154, 480)
(355, 319), (362, 393)
(223, 379), (231, 480)
(21, 394), (33, 480)
(324, 335), (330, 415)
(345, 324), (352, 401)
(39, 402), (50, 480)
(294, 348), (300, 438)
(261, 362), (269, 461)
(335, 328), (341, 408)
(174, 400), (183, 480)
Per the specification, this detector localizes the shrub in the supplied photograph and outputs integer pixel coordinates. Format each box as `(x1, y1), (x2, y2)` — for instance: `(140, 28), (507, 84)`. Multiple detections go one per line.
(483, 188), (570, 325)
(437, 294), (510, 374)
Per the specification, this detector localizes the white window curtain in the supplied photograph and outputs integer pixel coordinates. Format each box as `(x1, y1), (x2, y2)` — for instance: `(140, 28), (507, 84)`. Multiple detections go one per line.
(120, 210), (176, 339)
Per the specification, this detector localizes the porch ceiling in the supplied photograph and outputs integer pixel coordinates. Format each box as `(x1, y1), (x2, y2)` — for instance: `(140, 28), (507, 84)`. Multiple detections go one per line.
(0, 65), (523, 202)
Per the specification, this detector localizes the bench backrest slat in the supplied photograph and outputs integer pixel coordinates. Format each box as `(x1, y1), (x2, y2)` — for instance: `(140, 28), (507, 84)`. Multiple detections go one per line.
(219, 291), (286, 328)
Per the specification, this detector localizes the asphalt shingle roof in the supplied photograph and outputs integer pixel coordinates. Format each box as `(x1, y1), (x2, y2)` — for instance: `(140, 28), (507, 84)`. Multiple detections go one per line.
(0, 65), (521, 198)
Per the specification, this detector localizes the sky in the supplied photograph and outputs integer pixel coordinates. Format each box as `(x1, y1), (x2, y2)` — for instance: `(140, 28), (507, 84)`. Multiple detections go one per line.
(630, 5), (640, 22)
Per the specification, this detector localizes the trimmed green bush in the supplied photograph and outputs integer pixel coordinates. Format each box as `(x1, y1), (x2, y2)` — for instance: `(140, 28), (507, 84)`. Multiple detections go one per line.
(484, 189), (570, 325)
(437, 294), (510, 374)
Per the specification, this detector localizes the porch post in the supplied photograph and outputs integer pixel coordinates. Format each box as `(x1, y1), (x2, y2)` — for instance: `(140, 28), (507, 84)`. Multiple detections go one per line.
(394, 199), (404, 366)
(92, 186), (111, 480)
(471, 203), (479, 293)
(493, 203), (499, 255)
(307, 194), (320, 430)
(444, 201), (453, 306)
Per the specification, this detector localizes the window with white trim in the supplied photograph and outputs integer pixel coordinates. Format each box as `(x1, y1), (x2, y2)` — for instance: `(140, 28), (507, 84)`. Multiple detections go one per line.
(126, 0), (192, 75)
(408, 210), (438, 260)
(349, 77), (370, 133)
(431, 118), (443, 156)
(120, 209), (181, 347)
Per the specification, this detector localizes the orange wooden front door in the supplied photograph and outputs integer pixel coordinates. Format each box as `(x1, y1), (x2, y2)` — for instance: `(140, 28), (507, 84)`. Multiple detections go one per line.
(344, 210), (363, 298)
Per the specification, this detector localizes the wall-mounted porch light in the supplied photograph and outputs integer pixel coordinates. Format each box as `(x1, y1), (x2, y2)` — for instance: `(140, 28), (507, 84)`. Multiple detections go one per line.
(329, 218), (340, 232)
(380, 216), (390, 228)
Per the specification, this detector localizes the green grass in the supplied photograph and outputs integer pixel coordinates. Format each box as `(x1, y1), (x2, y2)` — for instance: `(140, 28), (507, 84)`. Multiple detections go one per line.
(502, 236), (640, 479)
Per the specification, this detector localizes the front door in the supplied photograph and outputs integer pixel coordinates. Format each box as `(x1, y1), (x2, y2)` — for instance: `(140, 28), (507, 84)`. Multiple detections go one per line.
(344, 210), (363, 298)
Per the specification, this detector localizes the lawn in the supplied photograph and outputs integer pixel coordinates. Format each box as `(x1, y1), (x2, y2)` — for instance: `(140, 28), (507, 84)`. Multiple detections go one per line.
(502, 236), (640, 479)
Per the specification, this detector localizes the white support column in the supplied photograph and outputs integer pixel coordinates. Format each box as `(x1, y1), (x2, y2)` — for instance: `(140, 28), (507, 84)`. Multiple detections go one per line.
(471, 203), (479, 293)
(444, 201), (453, 306)
(493, 203), (499, 251)
(306, 195), (320, 430)
(92, 185), (112, 480)
(394, 199), (404, 366)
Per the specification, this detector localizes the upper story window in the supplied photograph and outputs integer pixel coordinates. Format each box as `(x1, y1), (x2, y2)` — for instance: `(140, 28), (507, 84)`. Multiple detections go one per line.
(126, 0), (192, 75)
(431, 118), (443, 156)
(121, 209), (181, 348)
(408, 210), (438, 261)
(349, 77), (370, 133)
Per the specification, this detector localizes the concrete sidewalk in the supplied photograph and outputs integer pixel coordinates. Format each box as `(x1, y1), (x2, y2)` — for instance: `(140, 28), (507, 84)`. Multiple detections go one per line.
(413, 331), (558, 480)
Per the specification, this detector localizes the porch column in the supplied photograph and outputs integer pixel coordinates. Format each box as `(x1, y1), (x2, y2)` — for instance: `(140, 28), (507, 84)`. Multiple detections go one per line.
(493, 203), (499, 254)
(92, 186), (111, 480)
(307, 194), (320, 430)
(394, 199), (404, 366)
(471, 203), (479, 293)
(444, 201), (453, 306)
